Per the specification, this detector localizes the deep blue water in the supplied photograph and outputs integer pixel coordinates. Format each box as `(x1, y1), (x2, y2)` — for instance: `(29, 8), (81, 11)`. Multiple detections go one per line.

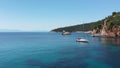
(0, 32), (120, 68)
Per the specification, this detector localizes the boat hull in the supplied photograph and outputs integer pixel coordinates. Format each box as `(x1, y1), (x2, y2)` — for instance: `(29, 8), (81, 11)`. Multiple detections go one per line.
(76, 39), (88, 42)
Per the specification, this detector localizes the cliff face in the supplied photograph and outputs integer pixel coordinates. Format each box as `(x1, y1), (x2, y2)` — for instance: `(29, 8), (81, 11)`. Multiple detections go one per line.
(51, 12), (120, 32)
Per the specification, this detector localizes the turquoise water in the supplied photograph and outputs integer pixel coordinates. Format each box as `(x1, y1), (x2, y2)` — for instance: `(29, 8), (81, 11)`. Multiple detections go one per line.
(0, 32), (120, 68)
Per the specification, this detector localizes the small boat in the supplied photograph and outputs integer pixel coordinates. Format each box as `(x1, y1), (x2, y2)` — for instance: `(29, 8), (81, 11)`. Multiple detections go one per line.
(62, 30), (71, 35)
(62, 32), (71, 35)
(76, 38), (89, 42)
(91, 34), (101, 37)
(76, 23), (89, 42)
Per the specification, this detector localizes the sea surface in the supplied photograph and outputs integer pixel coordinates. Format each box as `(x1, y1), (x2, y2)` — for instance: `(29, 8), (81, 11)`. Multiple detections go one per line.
(0, 32), (120, 68)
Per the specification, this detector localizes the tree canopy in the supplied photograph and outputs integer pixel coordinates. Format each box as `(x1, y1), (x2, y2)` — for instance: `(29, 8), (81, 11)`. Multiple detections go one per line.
(51, 12), (120, 32)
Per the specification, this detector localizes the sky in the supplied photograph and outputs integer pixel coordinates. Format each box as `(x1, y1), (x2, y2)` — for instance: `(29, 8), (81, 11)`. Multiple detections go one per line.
(0, 0), (120, 31)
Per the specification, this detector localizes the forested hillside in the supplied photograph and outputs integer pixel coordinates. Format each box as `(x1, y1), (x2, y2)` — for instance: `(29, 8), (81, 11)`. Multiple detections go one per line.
(51, 12), (120, 32)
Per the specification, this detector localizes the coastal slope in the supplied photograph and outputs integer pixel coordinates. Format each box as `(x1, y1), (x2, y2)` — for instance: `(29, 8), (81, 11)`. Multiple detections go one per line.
(51, 12), (120, 32)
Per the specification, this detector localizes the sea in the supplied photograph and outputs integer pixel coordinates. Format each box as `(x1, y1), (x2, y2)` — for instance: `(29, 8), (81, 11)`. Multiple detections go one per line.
(0, 32), (120, 68)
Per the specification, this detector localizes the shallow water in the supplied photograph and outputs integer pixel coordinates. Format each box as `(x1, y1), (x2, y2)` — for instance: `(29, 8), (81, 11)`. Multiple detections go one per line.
(0, 32), (120, 68)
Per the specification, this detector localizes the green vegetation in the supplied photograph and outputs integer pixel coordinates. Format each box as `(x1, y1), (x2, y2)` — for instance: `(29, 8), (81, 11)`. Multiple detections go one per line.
(51, 12), (120, 32)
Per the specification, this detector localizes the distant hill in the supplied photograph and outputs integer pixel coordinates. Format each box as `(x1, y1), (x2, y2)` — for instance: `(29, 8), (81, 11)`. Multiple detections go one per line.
(51, 12), (120, 32)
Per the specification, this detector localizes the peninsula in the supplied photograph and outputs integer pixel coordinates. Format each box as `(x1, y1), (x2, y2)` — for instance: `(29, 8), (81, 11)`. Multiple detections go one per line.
(51, 12), (120, 33)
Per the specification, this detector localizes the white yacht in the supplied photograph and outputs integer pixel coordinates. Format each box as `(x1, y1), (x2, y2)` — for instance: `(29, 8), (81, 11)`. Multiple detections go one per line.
(62, 30), (71, 35)
(76, 23), (89, 42)
(76, 38), (89, 42)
